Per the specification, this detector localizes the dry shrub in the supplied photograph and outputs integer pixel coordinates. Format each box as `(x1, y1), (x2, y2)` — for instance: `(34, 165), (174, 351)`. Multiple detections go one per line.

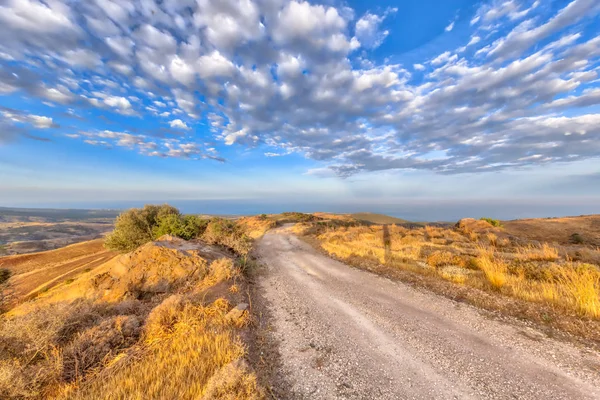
(439, 266), (469, 284)
(205, 258), (240, 286)
(486, 233), (498, 247)
(144, 295), (186, 340)
(202, 219), (253, 256)
(0, 301), (105, 398)
(426, 251), (466, 269)
(201, 359), (264, 400)
(63, 315), (141, 382)
(424, 225), (443, 239)
(468, 231), (479, 242)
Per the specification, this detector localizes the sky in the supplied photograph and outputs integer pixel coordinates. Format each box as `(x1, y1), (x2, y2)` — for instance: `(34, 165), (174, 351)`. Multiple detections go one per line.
(0, 0), (599, 220)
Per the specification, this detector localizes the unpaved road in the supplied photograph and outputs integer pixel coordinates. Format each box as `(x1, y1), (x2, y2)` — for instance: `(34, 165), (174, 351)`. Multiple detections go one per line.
(256, 226), (600, 399)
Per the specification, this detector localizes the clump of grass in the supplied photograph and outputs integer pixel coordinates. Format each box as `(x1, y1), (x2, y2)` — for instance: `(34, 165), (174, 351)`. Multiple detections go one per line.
(477, 252), (508, 290)
(486, 232), (498, 247)
(553, 263), (600, 318)
(480, 217), (502, 227)
(517, 243), (559, 262)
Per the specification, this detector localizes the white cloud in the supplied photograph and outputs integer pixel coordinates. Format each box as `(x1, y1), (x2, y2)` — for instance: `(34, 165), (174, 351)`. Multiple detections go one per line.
(169, 119), (190, 130)
(354, 9), (396, 49)
(413, 63), (426, 71)
(0, 0), (77, 34)
(29, 115), (53, 128)
(445, 21), (455, 32)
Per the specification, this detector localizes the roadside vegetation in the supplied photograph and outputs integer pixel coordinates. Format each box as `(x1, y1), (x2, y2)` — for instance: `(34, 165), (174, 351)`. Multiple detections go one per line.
(295, 214), (600, 339)
(0, 205), (270, 399)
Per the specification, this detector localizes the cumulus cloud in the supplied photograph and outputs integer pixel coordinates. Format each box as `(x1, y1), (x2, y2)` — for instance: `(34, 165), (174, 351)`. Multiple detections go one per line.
(169, 119), (190, 130)
(0, 0), (599, 175)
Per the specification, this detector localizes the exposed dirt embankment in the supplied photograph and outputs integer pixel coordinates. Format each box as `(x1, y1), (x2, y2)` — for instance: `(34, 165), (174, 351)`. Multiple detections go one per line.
(257, 226), (600, 399)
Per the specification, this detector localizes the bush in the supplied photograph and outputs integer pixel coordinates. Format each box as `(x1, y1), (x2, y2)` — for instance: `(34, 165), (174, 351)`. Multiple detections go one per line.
(202, 219), (253, 256)
(153, 214), (208, 240)
(570, 233), (585, 245)
(105, 205), (208, 252)
(480, 217), (502, 227)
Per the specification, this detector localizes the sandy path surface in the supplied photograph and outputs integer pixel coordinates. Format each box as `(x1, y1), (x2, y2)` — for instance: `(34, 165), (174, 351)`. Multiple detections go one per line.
(256, 226), (600, 400)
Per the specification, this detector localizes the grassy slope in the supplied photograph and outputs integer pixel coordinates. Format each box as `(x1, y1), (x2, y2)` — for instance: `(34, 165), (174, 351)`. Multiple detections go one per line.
(0, 236), (264, 399)
(503, 215), (600, 246)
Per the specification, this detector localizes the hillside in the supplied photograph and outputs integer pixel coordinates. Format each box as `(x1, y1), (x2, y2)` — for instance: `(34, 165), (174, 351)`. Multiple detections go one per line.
(0, 235), (263, 399)
(350, 212), (411, 225)
(502, 215), (600, 246)
(0, 239), (117, 307)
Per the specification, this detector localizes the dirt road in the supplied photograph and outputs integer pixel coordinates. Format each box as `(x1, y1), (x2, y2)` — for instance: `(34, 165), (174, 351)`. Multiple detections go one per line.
(256, 226), (600, 399)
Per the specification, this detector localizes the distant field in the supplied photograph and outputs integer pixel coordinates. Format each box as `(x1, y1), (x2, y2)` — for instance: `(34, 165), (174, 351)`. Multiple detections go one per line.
(350, 212), (413, 225)
(0, 206), (119, 223)
(0, 207), (117, 255)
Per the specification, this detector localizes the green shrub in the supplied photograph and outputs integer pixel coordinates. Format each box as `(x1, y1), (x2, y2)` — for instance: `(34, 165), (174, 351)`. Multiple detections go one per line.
(105, 205), (211, 252)
(480, 217), (502, 227)
(0, 268), (11, 285)
(570, 233), (585, 245)
(105, 204), (180, 252)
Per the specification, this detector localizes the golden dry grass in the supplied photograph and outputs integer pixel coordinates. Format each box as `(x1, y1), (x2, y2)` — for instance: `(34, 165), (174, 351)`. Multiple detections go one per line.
(315, 222), (600, 319)
(235, 216), (276, 239)
(63, 298), (262, 400)
(0, 237), (264, 400)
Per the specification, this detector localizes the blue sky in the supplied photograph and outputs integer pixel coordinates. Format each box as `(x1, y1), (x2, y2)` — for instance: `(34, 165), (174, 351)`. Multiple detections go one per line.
(0, 0), (599, 220)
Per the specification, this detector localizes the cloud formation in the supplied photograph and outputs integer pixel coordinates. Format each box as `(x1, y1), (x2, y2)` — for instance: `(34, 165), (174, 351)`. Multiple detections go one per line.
(0, 0), (599, 177)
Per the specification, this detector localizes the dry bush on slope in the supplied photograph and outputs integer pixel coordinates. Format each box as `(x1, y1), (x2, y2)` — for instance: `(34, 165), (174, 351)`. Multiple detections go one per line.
(0, 236), (263, 400)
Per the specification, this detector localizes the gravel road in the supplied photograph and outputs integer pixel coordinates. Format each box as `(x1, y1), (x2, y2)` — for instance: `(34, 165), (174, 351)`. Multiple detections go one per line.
(256, 226), (600, 400)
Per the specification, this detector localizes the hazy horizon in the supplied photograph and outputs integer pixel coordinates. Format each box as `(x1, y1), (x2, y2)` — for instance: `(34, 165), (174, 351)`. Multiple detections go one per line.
(1, 198), (598, 222)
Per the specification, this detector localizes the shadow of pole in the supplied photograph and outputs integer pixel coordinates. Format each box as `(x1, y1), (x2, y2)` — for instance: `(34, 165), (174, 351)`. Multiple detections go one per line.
(383, 224), (391, 265)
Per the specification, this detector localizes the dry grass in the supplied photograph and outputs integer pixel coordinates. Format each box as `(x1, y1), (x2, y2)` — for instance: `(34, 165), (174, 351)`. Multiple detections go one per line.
(64, 298), (262, 400)
(516, 243), (560, 262)
(0, 237), (264, 399)
(476, 251), (507, 290)
(235, 216), (276, 240)
(314, 221), (600, 320)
